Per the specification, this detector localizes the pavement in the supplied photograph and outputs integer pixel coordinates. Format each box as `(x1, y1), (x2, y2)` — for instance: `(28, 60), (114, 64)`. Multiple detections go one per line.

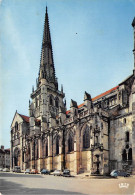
(0, 172), (135, 195)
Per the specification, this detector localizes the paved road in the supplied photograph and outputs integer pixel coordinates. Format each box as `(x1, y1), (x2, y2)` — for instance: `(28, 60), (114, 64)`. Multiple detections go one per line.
(0, 172), (135, 195)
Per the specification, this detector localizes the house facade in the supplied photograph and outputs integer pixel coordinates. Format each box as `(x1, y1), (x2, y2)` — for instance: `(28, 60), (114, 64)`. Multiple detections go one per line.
(10, 7), (135, 175)
(0, 145), (10, 169)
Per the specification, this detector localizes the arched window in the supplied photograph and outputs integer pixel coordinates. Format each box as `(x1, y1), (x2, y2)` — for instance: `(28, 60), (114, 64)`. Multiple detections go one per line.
(49, 95), (54, 106)
(36, 141), (38, 159)
(122, 149), (127, 161)
(83, 126), (90, 149)
(55, 97), (59, 108)
(125, 132), (129, 142)
(32, 141), (35, 160)
(56, 136), (59, 155)
(128, 148), (132, 161)
(15, 122), (18, 131)
(17, 132), (20, 139)
(35, 98), (38, 108)
(68, 133), (74, 152)
(22, 152), (24, 162)
(46, 142), (48, 157)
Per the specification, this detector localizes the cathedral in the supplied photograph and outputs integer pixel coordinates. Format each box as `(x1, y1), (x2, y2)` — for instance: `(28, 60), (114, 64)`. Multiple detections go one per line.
(10, 7), (135, 175)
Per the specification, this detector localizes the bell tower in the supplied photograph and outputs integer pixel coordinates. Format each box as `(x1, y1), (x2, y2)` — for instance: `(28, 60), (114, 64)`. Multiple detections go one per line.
(29, 7), (65, 133)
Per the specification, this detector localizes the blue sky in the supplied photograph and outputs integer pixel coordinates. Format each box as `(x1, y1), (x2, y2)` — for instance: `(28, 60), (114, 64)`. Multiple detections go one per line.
(0, 0), (135, 148)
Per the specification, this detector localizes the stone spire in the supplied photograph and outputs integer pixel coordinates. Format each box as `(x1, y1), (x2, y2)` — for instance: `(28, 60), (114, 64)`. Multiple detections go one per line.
(38, 6), (58, 88)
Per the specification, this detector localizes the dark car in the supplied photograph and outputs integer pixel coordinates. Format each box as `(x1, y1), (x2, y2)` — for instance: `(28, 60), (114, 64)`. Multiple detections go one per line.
(110, 170), (130, 178)
(24, 169), (31, 174)
(13, 166), (21, 173)
(41, 169), (50, 175)
(63, 169), (70, 177)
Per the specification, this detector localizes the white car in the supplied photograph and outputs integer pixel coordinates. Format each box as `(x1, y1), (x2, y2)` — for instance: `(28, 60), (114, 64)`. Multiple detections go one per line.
(3, 168), (10, 172)
(53, 170), (63, 176)
(0, 168), (3, 171)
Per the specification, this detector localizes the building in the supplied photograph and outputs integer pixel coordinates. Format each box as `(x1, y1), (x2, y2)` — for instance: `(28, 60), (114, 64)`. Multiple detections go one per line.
(10, 7), (135, 175)
(0, 145), (10, 169)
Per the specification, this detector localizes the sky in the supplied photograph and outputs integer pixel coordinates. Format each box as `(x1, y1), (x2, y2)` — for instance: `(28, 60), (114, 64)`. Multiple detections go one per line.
(0, 0), (135, 148)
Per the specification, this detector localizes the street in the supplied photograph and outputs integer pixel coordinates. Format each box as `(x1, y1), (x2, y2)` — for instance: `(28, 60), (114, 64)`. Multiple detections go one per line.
(0, 172), (135, 195)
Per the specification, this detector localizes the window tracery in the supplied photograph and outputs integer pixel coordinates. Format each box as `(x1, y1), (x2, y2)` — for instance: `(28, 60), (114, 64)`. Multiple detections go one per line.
(83, 126), (90, 149)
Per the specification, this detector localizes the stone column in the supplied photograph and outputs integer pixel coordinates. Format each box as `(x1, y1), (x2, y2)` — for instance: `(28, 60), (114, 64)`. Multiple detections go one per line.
(74, 126), (80, 174)
(38, 137), (43, 171)
(47, 134), (52, 171)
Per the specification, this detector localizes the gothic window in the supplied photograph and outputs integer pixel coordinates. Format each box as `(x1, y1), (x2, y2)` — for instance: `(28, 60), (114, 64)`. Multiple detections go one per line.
(55, 97), (59, 108)
(36, 141), (39, 159)
(17, 132), (20, 139)
(56, 136), (59, 155)
(101, 123), (103, 129)
(74, 109), (77, 116)
(22, 152), (24, 162)
(124, 118), (126, 124)
(28, 146), (30, 160)
(68, 133), (74, 152)
(15, 122), (18, 131)
(32, 141), (35, 160)
(95, 136), (98, 145)
(46, 142), (48, 157)
(122, 149), (127, 161)
(128, 148), (132, 161)
(125, 132), (129, 142)
(49, 95), (54, 106)
(83, 126), (90, 149)
(35, 98), (38, 108)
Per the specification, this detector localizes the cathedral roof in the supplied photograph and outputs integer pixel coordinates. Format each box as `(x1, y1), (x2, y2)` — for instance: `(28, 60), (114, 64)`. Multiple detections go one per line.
(19, 114), (30, 123)
(92, 86), (119, 101)
(66, 85), (118, 115)
(19, 114), (40, 124)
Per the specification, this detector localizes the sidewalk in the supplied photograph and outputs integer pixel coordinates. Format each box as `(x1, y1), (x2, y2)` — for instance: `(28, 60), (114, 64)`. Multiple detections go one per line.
(74, 173), (135, 179)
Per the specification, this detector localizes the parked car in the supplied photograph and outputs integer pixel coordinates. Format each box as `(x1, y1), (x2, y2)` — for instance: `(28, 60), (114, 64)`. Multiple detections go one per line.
(53, 170), (63, 176)
(24, 169), (31, 174)
(63, 169), (71, 177)
(13, 166), (21, 173)
(3, 168), (10, 172)
(30, 169), (38, 174)
(0, 168), (3, 171)
(110, 170), (130, 178)
(41, 169), (50, 175)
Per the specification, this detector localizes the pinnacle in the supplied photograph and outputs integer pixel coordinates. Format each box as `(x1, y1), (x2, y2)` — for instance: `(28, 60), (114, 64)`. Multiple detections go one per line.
(132, 17), (135, 27)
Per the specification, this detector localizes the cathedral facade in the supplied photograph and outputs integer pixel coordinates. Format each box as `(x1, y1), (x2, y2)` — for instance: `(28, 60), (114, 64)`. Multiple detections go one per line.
(10, 7), (135, 175)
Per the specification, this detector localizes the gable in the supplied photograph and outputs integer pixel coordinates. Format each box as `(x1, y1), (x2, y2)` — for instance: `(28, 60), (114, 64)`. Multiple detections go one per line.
(11, 111), (23, 128)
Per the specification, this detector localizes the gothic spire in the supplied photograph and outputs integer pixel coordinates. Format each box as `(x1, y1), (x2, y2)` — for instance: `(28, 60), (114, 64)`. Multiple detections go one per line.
(38, 6), (57, 88)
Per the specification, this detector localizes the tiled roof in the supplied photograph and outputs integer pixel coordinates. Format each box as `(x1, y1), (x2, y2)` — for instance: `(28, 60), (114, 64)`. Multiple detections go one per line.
(19, 114), (30, 123)
(0, 149), (5, 154)
(19, 114), (41, 123)
(92, 86), (119, 101)
(66, 86), (119, 114)
(5, 148), (10, 151)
